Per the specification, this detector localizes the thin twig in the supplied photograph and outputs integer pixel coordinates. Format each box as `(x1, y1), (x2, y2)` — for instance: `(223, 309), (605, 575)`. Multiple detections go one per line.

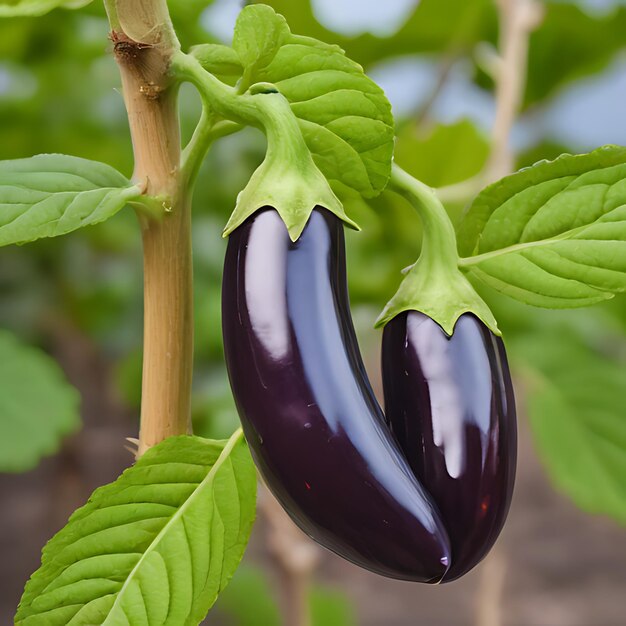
(181, 114), (243, 189)
(436, 174), (486, 204)
(436, 0), (543, 202)
(475, 548), (507, 626)
(470, 5), (542, 624)
(414, 51), (460, 129)
(259, 486), (320, 626)
(485, 0), (544, 183)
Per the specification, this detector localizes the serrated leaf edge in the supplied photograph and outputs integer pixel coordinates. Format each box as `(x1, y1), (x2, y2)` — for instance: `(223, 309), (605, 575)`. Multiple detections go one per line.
(457, 144), (626, 256)
(16, 430), (252, 625)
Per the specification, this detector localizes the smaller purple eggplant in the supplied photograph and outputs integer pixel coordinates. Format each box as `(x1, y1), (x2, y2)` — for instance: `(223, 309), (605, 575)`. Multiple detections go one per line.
(382, 311), (517, 581)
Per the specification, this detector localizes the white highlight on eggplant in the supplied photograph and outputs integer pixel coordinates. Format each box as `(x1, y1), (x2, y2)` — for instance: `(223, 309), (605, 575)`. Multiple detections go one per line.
(407, 314), (493, 479)
(407, 314), (466, 479)
(245, 212), (290, 361)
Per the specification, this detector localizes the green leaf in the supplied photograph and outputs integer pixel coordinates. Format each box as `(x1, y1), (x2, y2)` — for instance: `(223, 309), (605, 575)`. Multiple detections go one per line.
(190, 43), (243, 77)
(232, 4), (289, 88)
(516, 332), (626, 524)
(0, 154), (141, 247)
(458, 146), (626, 308)
(0, 0), (92, 17)
(16, 430), (257, 626)
(0, 330), (80, 473)
(231, 5), (394, 199)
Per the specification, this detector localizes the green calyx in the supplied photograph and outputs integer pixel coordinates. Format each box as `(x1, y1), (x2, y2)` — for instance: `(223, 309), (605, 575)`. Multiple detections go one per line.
(376, 164), (500, 336)
(376, 257), (501, 336)
(222, 89), (357, 241)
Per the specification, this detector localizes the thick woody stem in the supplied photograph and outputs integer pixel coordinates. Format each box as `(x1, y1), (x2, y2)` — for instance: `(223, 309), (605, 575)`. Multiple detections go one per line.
(106, 1), (193, 455)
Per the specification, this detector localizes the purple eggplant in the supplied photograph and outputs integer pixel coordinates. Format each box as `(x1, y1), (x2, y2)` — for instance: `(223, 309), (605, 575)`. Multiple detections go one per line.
(382, 311), (517, 581)
(222, 207), (451, 582)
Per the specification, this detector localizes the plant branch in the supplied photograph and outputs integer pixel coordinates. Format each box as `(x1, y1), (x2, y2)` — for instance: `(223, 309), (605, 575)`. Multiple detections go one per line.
(435, 173), (486, 204)
(259, 486), (319, 626)
(181, 111), (243, 189)
(435, 0), (543, 202)
(171, 52), (266, 127)
(485, 0), (543, 183)
(105, 0), (193, 456)
(475, 548), (507, 626)
(414, 51), (460, 129)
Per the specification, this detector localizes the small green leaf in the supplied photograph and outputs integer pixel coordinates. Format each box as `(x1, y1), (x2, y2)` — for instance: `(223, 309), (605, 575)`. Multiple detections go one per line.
(16, 430), (257, 625)
(516, 332), (626, 524)
(0, 0), (91, 17)
(190, 43), (244, 77)
(232, 4), (289, 89)
(458, 146), (626, 308)
(0, 330), (80, 473)
(524, 3), (626, 108)
(0, 154), (141, 247)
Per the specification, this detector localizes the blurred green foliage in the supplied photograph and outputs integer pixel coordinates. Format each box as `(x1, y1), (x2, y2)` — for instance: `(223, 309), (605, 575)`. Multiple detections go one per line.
(0, 328), (79, 471)
(394, 119), (490, 188)
(263, 0), (496, 66)
(211, 565), (355, 626)
(525, 2), (626, 107)
(517, 325), (626, 523)
(0, 0), (625, 620)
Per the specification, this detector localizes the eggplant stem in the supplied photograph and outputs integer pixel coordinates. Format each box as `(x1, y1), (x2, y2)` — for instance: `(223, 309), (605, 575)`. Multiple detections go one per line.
(389, 163), (460, 274)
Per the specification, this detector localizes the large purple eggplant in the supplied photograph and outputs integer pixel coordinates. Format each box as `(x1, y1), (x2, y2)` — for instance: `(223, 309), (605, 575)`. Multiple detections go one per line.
(222, 207), (451, 582)
(382, 311), (517, 581)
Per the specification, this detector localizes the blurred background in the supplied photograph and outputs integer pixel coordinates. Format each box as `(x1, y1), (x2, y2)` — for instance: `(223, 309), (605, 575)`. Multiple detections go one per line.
(1, 0), (625, 624)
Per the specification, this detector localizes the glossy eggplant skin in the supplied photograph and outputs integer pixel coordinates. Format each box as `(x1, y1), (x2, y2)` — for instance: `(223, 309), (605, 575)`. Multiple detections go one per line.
(222, 208), (451, 582)
(382, 311), (517, 581)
